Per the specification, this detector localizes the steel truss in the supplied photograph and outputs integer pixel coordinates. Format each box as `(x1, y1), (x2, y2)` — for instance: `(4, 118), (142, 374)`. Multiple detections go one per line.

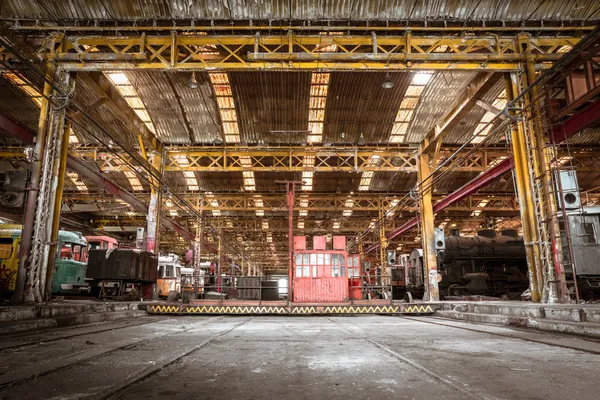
(5, 146), (598, 173)
(0, 32), (580, 71)
(71, 147), (511, 173)
(67, 192), (521, 214)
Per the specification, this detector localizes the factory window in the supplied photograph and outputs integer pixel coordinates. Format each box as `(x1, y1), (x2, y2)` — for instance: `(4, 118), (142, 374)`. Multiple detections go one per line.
(581, 222), (597, 244)
(348, 255), (360, 277)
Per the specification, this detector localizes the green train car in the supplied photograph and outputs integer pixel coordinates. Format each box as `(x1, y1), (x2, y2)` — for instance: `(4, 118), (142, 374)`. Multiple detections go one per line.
(0, 224), (88, 296)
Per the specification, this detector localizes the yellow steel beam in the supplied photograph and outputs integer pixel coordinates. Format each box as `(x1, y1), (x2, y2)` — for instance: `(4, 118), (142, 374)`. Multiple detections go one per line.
(69, 192), (521, 213)
(417, 150), (440, 301)
(68, 146), (509, 173)
(14, 33), (579, 71)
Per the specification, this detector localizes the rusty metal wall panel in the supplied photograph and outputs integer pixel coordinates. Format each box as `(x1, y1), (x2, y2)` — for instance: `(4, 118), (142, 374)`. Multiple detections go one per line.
(293, 277), (348, 302)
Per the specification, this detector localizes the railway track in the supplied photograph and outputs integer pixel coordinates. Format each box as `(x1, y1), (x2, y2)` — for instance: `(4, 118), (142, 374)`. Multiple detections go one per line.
(326, 316), (493, 400)
(0, 316), (226, 391)
(0, 317), (167, 351)
(403, 316), (600, 355)
(100, 316), (254, 400)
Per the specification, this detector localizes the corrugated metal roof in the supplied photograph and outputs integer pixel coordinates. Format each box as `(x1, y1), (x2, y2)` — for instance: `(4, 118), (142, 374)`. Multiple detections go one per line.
(407, 71), (477, 143)
(0, 75), (39, 144)
(230, 71), (311, 145)
(124, 71), (221, 144)
(324, 71), (413, 144)
(1, 1), (598, 22)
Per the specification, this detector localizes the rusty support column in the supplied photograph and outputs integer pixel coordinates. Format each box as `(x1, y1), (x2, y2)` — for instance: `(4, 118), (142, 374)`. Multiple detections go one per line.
(12, 69), (53, 303)
(44, 73), (76, 300)
(146, 150), (163, 254)
(505, 73), (542, 302)
(26, 70), (72, 302)
(417, 151), (439, 301)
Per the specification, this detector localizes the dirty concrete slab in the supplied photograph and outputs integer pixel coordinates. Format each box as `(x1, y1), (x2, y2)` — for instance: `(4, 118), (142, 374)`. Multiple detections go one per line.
(0, 316), (598, 400)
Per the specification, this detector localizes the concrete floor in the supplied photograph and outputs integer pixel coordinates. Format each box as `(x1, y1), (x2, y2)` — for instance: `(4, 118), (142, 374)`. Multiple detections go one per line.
(0, 315), (599, 400)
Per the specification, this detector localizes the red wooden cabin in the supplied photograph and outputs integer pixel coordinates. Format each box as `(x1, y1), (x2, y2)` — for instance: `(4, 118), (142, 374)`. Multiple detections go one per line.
(293, 235), (361, 302)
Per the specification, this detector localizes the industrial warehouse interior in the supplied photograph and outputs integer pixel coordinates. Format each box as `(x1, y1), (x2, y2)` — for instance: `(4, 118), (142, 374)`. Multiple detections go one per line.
(0, 1), (600, 399)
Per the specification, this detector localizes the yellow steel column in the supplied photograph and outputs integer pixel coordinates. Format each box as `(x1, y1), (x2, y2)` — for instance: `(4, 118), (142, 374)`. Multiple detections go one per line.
(523, 56), (567, 302)
(378, 204), (389, 290)
(505, 73), (542, 302)
(417, 151), (440, 301)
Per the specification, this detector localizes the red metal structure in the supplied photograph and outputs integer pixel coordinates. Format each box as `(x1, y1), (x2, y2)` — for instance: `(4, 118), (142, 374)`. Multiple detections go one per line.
(292, 235), (350, 302)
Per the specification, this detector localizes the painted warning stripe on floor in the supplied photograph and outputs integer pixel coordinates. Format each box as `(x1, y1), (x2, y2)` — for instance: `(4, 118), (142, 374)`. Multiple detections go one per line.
(147, 303), (439, 315)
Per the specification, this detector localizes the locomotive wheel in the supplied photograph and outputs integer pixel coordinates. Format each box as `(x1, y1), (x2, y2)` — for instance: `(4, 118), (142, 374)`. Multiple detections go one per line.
(404, 292), (413, 303)
(447, 284), (468, 296)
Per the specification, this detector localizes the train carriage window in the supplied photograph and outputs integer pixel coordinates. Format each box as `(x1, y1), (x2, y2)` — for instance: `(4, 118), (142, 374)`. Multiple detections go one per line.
(581, 222), (597, 244)
(0, 238), (14, 259)
(72, 245), (82, 261)
(176, 267), (181, 278)
(60, 243), (73, 260)
(166, 265), (174, 278)
(158, 265), (165, 278)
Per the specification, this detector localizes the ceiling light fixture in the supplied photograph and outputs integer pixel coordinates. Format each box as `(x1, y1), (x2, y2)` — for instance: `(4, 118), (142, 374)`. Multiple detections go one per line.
(188, 72), (199, 89)
(382, 72), (394, 89)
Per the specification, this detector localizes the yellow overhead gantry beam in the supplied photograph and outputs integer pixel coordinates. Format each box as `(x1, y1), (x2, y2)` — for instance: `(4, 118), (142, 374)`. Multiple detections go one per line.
(0, 32), (579, 71)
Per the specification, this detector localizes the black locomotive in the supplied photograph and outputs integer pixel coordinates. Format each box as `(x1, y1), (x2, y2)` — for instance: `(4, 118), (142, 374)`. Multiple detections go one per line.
(396, 229), (529, 299)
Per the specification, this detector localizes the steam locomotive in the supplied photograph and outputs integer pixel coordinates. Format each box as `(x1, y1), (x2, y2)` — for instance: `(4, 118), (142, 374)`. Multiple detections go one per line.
(396, 229), (529, 299)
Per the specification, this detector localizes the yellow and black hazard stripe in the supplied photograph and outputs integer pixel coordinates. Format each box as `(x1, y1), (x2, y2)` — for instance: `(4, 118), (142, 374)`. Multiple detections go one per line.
(183, 305), (288, 314)
(400, 304), (438, 314)
(147, 303), (440, 315)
